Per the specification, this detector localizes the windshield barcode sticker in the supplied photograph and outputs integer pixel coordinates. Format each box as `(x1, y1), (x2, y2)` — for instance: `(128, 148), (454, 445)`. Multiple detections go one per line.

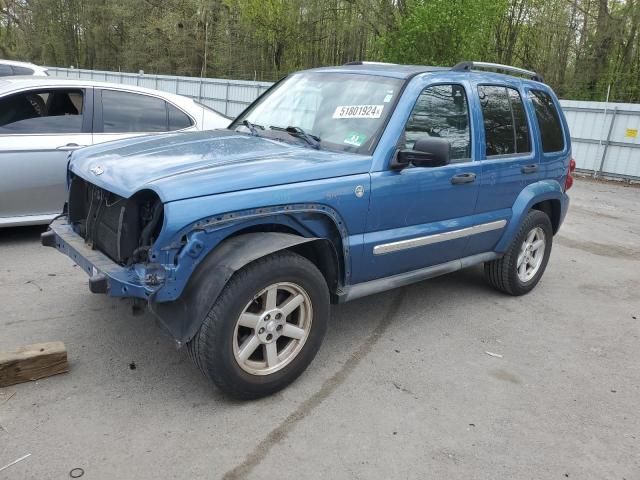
(333, 105), (384, 119)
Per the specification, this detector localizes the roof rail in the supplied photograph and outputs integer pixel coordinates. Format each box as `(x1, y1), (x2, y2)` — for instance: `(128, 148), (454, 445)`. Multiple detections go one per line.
(343, 61), (397, 66)
(452, 61), (544, 82)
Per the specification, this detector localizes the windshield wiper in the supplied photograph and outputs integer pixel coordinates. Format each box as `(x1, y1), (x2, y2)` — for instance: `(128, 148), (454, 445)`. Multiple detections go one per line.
(242, 119), (264, 136)
(270, 125), (320, 149)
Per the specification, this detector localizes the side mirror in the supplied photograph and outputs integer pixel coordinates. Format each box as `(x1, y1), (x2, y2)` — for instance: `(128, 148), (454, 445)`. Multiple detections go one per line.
(391, 137), (451, 170)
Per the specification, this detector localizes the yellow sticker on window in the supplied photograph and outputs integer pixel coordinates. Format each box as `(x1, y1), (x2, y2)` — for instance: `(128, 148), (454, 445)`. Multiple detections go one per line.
(625, 128), (638, 138)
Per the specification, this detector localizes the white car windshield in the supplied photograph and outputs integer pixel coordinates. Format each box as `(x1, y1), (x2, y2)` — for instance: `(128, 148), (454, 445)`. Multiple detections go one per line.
(231, 72), (404, 154)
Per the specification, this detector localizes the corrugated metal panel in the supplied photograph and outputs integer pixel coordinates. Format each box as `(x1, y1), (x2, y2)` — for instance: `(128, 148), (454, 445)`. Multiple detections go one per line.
(571, 142), (601, 171)
(559, 99), (638, 179)
(46, 67), (639, 180)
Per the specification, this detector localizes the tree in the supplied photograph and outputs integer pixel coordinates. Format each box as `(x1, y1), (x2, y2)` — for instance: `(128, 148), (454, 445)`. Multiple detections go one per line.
(1, 0), (639, 101)
(377, 0), (507, 66)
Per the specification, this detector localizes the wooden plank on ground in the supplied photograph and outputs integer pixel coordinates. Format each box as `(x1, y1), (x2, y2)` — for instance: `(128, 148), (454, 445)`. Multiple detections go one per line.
(0, 342), (68, 387)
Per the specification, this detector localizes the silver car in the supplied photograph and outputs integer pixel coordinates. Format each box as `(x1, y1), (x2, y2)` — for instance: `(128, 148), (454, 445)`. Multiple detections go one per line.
(0, 77), (230, 227)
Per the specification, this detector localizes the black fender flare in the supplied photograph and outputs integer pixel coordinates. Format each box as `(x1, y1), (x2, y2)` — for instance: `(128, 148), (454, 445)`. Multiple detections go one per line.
(149, 232), (324, 346)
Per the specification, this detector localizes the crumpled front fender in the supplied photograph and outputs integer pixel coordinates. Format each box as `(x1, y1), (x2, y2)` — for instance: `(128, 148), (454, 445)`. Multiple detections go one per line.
(149, 232), (320, 346)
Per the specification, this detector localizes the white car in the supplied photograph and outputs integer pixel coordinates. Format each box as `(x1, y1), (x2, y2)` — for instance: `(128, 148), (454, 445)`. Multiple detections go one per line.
(0, 77), (230, 227)
(0, 59), (49, 77)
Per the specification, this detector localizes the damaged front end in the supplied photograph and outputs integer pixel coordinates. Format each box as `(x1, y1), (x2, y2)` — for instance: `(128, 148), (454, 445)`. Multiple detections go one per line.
(42, 174), (168, 299)
(68, 175), (164, 266)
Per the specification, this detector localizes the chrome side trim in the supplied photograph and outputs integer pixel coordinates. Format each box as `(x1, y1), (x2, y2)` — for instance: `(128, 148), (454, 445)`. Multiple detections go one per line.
(338, 251), (501, 303)
(373, 219), (507, 255)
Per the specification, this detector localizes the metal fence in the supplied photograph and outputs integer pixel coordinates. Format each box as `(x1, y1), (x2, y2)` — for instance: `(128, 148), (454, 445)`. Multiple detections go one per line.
(46, 67), (273, 118)
(47, 67), (640, 181)
(560, 100), (640, 180)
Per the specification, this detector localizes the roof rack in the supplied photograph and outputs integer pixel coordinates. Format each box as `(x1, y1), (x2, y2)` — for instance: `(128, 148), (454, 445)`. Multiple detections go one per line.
(343, 61), (397, 66)
(452, 61), (544, 83)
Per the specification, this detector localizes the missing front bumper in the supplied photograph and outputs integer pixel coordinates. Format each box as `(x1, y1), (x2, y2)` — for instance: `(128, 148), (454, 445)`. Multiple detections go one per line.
(41, 217), (157, 299)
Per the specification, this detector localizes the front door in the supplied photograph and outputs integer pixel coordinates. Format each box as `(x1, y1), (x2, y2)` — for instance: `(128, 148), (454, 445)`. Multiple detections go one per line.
(358, 82), (484, 283)
(0, 87), (93, 221)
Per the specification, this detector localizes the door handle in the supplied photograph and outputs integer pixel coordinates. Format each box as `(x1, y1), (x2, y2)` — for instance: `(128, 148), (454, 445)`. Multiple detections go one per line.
(56, 143), (86, 151)
(451, 172), (476, 184)
(521, 164), (538, 174)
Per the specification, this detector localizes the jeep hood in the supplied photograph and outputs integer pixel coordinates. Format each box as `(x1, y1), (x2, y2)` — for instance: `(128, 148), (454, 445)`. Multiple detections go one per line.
(69, 130), (373, 202)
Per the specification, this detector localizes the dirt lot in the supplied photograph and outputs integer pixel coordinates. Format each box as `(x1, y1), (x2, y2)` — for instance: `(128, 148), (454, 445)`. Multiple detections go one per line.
(1, 178), (639, 480)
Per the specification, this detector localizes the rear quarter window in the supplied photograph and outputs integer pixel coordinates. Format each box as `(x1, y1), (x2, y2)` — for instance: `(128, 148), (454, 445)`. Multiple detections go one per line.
(529, 90), (565, 153)
(168, 104), (193, 130)
(12, 66), (35, 75)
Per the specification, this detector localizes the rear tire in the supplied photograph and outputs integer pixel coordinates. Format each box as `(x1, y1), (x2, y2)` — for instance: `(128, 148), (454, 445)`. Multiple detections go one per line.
(187, 250), (329, 399)
(484, 210), (553, 296)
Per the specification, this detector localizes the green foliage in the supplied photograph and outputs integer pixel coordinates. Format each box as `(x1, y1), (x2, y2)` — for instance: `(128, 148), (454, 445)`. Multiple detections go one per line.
(1, 0), (639, 101)
(378, 0), (507, 66)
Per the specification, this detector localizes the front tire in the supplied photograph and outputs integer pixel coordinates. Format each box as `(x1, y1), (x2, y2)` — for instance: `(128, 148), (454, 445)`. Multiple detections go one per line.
(484, 210), (553, 296)
(187, 250), (329, 399)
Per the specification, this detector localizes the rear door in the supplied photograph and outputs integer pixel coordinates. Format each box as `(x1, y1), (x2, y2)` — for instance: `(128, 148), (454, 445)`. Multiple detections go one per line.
(92, 89), (196, 144)
(465, 82), (538, 256)
(0, 87), (93, 221)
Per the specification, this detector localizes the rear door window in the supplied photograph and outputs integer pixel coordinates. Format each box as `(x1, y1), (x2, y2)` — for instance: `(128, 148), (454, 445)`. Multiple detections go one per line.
(529, 90), (565, 152)
(0, 89), (84, 134)
(478, 85), (531, 157)
(101, 90), (168, 133)
(509, 89), (531, 153)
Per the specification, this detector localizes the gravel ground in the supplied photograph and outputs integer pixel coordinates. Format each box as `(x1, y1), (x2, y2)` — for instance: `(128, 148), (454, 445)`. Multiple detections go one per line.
(1, 178), (638, 480)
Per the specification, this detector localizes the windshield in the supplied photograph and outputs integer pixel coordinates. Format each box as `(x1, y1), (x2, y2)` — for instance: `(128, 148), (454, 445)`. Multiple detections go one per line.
(230, 72), (404, 154)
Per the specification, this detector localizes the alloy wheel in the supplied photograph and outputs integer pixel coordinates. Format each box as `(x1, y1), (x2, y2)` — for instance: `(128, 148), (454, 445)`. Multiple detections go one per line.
(232, 282), (313, 376)
(517, 227), (546, 283)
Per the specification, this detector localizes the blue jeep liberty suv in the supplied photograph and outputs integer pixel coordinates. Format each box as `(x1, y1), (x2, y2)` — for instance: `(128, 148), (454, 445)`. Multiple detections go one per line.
(42, 61), (574, 399)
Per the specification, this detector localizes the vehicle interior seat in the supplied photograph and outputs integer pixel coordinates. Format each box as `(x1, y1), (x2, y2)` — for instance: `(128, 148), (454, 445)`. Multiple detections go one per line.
(0, 94), (39, 126)
(26, 93), (46, 116)
(47, 92), (80, 116)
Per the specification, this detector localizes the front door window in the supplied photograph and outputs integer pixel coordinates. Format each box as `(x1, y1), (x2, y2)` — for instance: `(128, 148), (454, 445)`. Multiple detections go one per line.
(402, 84), (471, 162)
(0, 89), (84, 134)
